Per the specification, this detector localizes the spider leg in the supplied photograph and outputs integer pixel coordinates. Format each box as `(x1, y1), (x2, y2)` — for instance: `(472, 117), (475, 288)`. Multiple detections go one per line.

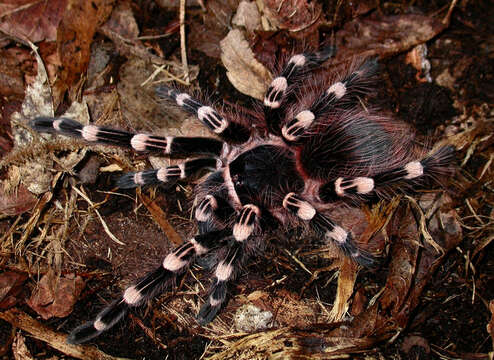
(197, 204), (260, 324)
(155, 87), (250, 144)
(264, 46), (335, 135)
(31, 117), (225, 157)
(282, 193), (375, 267)
(319, 145), (456, 202)
(116, 157), (220, 189)
(66, 229), (232, 344)
(282, 60), (378, 142)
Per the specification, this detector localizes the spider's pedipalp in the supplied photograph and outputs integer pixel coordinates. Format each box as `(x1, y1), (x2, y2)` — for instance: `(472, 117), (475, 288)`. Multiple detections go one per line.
(264, 46), (335, 135)
(319, 145), (456, 202)
(156, 86), (251, 144)
(117, 157), (219, 189)
(198, 204), (260, 324)
(282, 193), (375, 267)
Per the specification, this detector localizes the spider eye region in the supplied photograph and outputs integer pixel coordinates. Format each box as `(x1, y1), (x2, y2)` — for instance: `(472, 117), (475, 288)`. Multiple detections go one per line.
(228, 145), (304, 203)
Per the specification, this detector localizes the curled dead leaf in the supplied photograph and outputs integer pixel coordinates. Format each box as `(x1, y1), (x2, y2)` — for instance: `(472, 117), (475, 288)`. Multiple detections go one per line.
(0, 0), (66, 43)
(232, 1), (261, 32)
(220, 29), (272, 100)
(26, 271), (85, 320)
(333, 14), (448, 62)
(54, 0), (115, 103)
(0, 271), (27, 309)
(0, 183), (37, 216)
(258, 0), (322, 39)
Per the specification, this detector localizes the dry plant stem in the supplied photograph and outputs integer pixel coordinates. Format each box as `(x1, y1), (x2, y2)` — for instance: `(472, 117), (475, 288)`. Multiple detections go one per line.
(179, 0), (189, 83)
(285, 249), (312, 275)
(0, 308), (129, 360)
(141, 65), (166, 87)
(137, 190), (183, 246)
(406, 195), (444, 254)
(16, 191), (53, 255)
(151, 64), (190, 86)
(0, 1), (43, 18)
(328, 258), (357, 322)
(443, 0), (458, 25)
(72, 186), (124, 245)
(128, 313), (168, 351)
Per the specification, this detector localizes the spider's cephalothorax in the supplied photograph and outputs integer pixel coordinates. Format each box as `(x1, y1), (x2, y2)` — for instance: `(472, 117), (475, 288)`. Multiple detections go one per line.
(31, 47), (455, 344)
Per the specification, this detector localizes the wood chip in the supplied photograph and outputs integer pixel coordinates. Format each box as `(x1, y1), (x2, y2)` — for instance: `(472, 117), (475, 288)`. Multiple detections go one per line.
(0, 308), (129, 360)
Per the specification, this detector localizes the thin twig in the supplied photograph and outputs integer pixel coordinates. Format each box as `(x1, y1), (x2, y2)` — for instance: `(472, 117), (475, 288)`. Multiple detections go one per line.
(179, 0), (189, 83)
(0, 308), (128, 360)
(72, 186), (125, 245)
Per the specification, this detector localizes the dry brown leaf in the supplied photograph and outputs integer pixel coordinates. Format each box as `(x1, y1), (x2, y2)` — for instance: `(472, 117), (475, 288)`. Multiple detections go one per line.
(382, 193), (462, 327)
(333, 13), (448, 62)
(54, 0), (115, 104)
(188, 0), (238, 58)
(259, 0), (322, 40)
(0, 183), (37, 216)
(101, 1), (139, 40)
(0, 0), (67, 43)
(245, 289), (318, 328)
(0, 47), (32, 98)
(26, 270), (85, 320)
(0, 271), (27, 309)
(6, 43), (90, 196)
(220, 29), (272, 100)
(232, 1), (261, 32)
(98, 1), (144, 60)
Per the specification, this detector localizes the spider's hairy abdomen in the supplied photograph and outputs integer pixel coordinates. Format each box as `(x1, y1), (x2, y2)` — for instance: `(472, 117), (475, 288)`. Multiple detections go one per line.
(30, 47), (455, 346)
(298, 111), (415, 179)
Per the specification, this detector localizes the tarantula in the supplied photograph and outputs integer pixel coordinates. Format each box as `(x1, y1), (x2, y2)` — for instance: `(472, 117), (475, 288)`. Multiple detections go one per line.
(31, 47), (454, 344)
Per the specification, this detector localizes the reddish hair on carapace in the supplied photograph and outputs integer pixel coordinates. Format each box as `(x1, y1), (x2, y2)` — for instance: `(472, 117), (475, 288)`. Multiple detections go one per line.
(30, 46), (455, 344)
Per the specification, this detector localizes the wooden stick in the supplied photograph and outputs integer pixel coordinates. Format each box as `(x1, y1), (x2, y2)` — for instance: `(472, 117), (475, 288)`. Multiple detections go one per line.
(0, 308), (129, 360)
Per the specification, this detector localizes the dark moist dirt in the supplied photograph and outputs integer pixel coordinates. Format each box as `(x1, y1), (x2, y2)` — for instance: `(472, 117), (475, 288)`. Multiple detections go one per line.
(1, 2), (493, 360)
